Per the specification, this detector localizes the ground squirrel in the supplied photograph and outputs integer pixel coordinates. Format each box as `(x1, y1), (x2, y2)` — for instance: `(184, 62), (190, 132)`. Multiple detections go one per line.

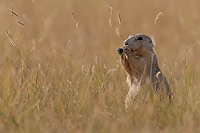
(117, 34), (171, 108)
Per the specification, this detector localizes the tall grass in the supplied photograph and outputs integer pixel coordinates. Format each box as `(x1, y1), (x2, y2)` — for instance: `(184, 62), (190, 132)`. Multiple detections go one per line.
(0, 0), (200, 132)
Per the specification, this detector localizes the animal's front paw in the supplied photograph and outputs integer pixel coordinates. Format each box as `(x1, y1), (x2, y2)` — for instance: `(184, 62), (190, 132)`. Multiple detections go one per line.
(117, 47), (123, 56)
(123, 46), (132, 55)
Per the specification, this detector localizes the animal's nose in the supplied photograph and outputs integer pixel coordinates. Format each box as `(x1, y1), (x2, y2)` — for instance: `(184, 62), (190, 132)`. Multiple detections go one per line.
(124, 38), (130, 45)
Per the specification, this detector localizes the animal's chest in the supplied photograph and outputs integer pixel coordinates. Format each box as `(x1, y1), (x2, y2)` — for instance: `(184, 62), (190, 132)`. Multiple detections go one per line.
(125, 75), (153, 108)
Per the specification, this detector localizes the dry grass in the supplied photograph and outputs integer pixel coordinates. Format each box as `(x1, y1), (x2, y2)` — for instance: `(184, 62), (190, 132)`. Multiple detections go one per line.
(0, 0), (200, 132)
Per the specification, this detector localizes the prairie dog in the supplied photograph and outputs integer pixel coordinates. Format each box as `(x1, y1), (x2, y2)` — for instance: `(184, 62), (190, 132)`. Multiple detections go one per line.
(117, 34), (171, 107)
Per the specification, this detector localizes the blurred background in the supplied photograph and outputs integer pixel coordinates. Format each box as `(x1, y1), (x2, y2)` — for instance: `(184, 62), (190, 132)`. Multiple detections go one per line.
(1, 0), (200, 71)
(0, 0), (200, 132)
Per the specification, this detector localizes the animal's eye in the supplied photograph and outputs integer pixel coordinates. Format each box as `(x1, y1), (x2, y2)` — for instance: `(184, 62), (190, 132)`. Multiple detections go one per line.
(137, 37), (143, 40)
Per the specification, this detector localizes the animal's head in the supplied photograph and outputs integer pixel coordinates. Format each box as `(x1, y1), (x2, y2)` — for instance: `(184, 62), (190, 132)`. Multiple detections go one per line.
(124, 34), (155, 58)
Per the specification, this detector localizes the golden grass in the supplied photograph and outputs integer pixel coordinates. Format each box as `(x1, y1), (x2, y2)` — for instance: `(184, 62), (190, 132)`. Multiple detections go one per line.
(0, 0), (200, 132)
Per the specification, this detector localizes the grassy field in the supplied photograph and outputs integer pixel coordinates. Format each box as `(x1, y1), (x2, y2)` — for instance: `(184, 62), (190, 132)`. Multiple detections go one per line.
(0, 0), (200, 132)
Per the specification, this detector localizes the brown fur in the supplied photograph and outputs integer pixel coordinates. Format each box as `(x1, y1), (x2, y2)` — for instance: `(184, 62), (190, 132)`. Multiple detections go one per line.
(118, 34), (171, 107)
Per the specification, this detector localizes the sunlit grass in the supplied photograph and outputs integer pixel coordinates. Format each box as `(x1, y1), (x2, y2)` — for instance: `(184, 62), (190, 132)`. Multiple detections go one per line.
(0, 0), (200, 132)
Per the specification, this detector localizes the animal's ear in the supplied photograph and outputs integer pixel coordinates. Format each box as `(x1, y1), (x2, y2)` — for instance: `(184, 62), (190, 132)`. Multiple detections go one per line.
(149, 39), (154, 47)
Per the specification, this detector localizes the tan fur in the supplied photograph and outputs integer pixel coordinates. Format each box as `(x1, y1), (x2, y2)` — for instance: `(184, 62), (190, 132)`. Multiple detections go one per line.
(119, 34), (171, 107)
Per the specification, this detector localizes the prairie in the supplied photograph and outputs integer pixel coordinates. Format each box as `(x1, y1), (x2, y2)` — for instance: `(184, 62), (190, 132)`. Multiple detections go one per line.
(0, 0), (200, 132)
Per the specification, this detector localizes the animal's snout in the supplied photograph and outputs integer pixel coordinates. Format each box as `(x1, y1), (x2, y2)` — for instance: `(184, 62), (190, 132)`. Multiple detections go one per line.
(124, 40), (129, 45)
(125, 42), (128, 45)
(124, 38), (131, 46)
